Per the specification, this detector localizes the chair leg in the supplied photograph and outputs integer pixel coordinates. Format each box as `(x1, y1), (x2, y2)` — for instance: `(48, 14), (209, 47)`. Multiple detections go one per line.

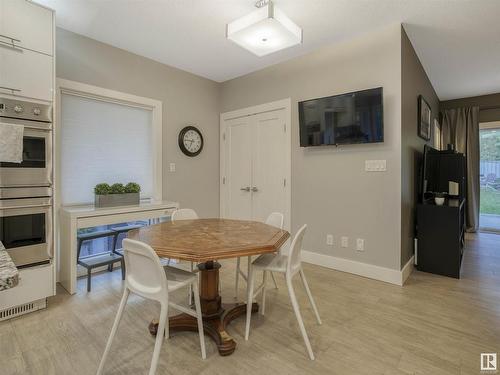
(299, 268), (322, 325)
(245, 267), (256, 341)
(260, 271), (268, 316)
(87, 268), (92, 292)
(188, 262), (194, 306)
(120, 259), (126, 281)
(149, 303), (168, 375)
(271, 272), (279, 289)
(109, 234), (119, 271)
(192, 281), (206, 359)
(286, 275), (315, 360)
(235, 257), (241, 299)
(96, 288), (129, 375)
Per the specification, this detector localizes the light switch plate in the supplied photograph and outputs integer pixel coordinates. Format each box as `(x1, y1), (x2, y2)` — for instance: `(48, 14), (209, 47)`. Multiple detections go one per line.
(365, 160), (387, 172)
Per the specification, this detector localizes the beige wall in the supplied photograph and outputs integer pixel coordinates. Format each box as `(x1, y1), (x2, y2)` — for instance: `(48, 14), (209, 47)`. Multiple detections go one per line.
(441, 93), (500, 123)
(56, 28), (220, 217)
(221, 25), (403, 270)
(400, 26), (440, 267)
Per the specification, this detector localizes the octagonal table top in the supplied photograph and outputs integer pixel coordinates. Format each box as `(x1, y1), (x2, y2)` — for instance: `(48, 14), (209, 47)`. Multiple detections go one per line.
(128, 218), (290, 262)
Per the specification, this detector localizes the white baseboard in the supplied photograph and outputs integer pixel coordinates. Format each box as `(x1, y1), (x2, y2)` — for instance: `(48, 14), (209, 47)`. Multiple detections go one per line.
(401, 255), (415, 285)
(301, 250), (414, 286)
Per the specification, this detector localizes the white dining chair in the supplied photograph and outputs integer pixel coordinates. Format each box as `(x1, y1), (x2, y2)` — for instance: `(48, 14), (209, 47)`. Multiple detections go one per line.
(244, 224), (321, 360)
(96, 239), (206, 375)
(234, 212), (283, 299)
(171, 208), (198, 305)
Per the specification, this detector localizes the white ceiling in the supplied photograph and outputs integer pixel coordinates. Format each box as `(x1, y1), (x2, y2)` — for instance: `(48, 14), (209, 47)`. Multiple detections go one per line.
(38, 0), (500, 100)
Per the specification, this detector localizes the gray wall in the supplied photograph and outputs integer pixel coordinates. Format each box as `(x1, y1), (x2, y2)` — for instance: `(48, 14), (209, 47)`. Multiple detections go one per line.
(221, 25), (403, 270)
(441, 93), (500, 123)
(400, 26), (440, 267)
(56, 28), (220, 217)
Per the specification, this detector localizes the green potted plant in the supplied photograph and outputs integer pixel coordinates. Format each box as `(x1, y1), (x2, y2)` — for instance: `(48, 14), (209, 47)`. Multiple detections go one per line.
(94, 182), (141, 208)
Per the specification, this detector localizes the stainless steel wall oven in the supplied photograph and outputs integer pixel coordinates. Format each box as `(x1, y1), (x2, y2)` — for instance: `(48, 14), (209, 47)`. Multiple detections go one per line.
(0, 97), (52, 187)
(0, 187), (53, 268)
(0, 97), (53, 270)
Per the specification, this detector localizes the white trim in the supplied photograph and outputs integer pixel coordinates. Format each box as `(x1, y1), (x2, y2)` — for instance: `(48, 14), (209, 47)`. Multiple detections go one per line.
(301, 250), (414, 286)
(219, 98), (292, 230)
(401, 255), (414, 285)
(55, 78), (163, 203)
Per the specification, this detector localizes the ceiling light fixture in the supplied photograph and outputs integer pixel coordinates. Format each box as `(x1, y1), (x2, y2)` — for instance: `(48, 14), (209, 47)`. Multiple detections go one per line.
(226, 0), (302, 57)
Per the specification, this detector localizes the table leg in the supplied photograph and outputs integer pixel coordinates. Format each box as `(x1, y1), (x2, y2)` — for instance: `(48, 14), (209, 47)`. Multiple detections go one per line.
(148, 260), (258, 356)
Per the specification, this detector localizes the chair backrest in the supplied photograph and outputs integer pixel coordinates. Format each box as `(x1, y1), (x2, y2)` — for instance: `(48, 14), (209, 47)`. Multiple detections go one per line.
(265, 212), (284, 229)
(287, 224), (307, 276)
(122, 238), (168, 302)
(171, 208), (198, 221)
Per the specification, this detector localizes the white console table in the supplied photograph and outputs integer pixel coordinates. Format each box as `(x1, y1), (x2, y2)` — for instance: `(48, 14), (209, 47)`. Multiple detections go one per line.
(59, 200), (178, 294)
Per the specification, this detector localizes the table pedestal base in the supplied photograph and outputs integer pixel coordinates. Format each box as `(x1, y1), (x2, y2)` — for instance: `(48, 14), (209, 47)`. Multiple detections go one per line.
(148, 260), (258, 356)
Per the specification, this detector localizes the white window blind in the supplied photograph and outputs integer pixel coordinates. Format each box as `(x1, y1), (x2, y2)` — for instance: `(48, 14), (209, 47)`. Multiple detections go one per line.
(60, 94), (153, 205)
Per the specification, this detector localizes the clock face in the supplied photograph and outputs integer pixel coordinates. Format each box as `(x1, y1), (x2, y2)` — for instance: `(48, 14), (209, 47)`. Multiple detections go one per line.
(178, 126), (203, 156)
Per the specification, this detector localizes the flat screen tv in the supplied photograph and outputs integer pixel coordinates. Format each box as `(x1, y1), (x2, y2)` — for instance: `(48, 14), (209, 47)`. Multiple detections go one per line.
(298, 87), (383, 147)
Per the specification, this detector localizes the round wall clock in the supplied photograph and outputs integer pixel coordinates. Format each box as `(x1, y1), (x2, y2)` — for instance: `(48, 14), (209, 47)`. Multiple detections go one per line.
(178, 125), (204, 157)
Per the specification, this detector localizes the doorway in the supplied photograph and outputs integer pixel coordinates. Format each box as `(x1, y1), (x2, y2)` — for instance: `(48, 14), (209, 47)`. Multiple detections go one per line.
(220, 99), (291, 230)
(479, 121), (500, 232)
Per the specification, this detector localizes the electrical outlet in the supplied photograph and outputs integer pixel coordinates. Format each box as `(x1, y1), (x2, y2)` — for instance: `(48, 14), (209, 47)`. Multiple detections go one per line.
(356, 238), (364, 251)
(169, 163), (176, 172)
(341, 236), (348, 248)
(326, 234), (333, 246)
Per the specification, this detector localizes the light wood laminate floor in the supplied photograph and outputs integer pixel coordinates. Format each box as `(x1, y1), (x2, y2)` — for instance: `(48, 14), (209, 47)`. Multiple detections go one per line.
(1, 232), (499, 374)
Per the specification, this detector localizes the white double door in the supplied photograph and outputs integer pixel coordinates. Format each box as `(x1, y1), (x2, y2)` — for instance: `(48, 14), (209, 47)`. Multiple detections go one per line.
(221, 107), (290, 230)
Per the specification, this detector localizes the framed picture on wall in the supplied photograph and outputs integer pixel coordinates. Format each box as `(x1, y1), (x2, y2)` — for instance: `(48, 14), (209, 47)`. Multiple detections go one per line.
(418, 95), (431, 141)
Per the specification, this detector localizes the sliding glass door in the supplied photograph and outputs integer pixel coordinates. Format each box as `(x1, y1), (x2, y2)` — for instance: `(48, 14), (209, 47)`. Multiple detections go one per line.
(479, 122), (500, 232)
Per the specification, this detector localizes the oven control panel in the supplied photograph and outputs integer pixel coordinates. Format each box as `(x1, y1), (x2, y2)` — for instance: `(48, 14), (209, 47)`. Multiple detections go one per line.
(0, 97), (52, 123)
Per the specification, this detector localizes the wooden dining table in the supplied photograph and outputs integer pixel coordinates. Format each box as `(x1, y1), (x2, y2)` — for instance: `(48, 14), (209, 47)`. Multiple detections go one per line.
(128, 218), (290, 356)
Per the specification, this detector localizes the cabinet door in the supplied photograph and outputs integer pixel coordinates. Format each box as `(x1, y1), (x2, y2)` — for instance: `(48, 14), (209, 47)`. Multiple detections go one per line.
(0, 0), (53, 56)
(0, 46), (53, 101)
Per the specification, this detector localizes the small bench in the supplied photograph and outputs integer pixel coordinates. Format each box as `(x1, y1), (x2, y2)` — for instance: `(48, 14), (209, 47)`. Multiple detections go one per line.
(77, 230), (123, 292)
(110, 224), (143, 256)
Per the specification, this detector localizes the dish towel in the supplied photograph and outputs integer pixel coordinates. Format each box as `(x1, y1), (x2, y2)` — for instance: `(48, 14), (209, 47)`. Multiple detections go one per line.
(0, 122), (24, 163)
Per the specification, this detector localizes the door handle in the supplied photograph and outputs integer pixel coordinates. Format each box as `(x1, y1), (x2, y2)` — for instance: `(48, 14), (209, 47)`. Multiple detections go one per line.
(0, 86), (21, 94)
(251, 187), (258, 192)
(0, 40), (23, 52)
(0, 34), (21, 44)
(240, 187), (250, 192)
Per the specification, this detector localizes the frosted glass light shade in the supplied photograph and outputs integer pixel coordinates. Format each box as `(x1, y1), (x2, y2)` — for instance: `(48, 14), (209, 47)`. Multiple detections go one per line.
(226, 1), (302, 57)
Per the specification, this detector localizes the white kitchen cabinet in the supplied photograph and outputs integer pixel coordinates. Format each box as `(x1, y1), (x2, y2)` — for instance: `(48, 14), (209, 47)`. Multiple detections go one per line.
(0, 0), (53, 56)
(0, 45), (53, 101)
(0, 264), (54, 312)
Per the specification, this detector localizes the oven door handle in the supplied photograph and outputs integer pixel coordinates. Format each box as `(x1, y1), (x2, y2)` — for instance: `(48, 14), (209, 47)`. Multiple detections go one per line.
(0, 203), (52, 210)
(0, 121), (51, 132)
